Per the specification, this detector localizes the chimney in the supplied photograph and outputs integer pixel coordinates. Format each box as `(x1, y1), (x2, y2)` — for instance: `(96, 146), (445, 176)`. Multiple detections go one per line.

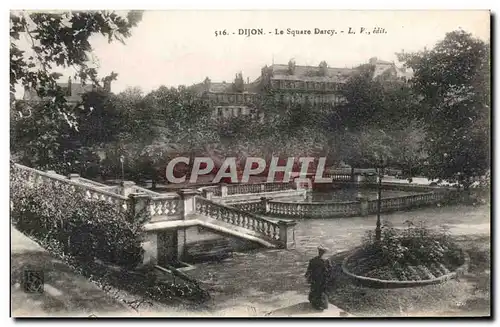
(247, 77), (249, 84)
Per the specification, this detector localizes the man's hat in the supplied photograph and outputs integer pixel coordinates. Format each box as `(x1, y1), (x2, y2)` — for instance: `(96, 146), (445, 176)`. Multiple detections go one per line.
(317, 245), (327, 252)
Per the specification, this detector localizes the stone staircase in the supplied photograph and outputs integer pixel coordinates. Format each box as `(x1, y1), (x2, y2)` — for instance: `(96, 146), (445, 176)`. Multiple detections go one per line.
(12, 163), (297, 250)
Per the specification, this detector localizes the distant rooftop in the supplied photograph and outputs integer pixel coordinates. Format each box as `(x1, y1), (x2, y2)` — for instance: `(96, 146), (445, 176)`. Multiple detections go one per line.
(269, 64), (353, 83)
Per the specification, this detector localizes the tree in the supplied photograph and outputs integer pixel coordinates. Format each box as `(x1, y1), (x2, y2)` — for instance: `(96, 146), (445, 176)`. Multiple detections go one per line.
(335, 63), (419, 133)
(10, 11), (143, 173)
(398, 30), (490, 189)
(10, 10), (143, 123)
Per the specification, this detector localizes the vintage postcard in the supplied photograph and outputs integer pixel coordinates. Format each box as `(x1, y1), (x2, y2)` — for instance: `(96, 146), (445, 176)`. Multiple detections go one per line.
(10, 10), (491, 318)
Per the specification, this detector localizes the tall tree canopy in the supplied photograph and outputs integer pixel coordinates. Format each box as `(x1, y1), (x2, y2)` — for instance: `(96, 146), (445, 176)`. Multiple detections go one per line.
(398, 30), (490, 187)
(10, 10), (143, 124)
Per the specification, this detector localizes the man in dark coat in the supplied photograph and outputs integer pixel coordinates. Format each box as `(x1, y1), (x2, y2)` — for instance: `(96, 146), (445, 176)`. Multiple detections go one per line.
(305, 245), (332, 310)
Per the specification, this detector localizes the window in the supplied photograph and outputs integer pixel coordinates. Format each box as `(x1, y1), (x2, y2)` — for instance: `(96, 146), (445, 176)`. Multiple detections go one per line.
(238, 107), (242, 116)
(217, 107), (223, 117)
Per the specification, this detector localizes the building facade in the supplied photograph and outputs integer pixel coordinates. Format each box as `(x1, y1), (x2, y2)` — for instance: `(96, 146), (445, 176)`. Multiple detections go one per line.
(191, 57), (412, 120)
(22, 77), (112, 105)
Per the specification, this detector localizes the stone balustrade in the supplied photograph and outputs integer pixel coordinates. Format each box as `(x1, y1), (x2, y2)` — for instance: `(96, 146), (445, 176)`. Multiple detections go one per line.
(194, 196), (296, 248)
(227, 183), (263, 195)
(235, 189), (455, 219)
(12, 163), (132, 212)
(268, 200), (361, 218)
(231, 201), (266, 214)
(149, 194), (182, 221)
(324, 173), (352, 182)
(76, 177), (109, 188)
(211, 182), (296, 197)
(371, 191), (450, 214)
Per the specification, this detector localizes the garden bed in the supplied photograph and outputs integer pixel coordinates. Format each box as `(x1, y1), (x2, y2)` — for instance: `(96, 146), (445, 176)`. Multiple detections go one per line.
(327, 234), (490, 317)
(341, 223), (468, 288)
(342, 248), (469, 288)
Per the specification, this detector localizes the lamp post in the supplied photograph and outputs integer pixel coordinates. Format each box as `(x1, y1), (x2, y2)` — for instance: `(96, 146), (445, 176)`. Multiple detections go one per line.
(119, 155), (125, 182)
(375, 160), (384, 243)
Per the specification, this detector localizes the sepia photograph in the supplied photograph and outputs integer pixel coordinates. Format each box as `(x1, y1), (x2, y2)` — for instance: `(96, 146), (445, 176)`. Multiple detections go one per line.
(9, 9), (491, 318)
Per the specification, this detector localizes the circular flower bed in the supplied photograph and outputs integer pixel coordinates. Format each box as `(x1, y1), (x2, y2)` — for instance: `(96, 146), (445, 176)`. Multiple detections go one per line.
(341, 223), (469, 288)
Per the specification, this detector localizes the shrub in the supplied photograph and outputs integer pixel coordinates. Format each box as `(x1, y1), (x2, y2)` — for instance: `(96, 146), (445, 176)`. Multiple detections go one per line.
(361, 221), (463, 279)
(10, 164), (148, 268)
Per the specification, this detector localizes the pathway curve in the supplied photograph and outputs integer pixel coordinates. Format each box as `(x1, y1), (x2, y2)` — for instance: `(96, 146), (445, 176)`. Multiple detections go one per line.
(185, 204), (490, 314)
(11, 226), (133, 317)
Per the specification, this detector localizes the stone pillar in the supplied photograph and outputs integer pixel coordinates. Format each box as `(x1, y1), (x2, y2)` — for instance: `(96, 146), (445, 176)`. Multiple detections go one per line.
(203, 188), (214, 200)
(354, 173), (364, 184)
(178, 188), (201, 218)
(260, 197), (270, 213)
(278, 220), (297, 249)
(260, 184), (266, 192)
(67, 173), (80, 181)
(357, 194), (369, 216)
(295, 177), (312, 191)
(129, 193), (152, 220)
(220, 184), (228, 197)
(121, 181), (136, 197)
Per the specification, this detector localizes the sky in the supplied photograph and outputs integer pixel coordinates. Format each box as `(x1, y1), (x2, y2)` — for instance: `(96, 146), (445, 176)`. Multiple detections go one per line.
(18, 10), (491, 95)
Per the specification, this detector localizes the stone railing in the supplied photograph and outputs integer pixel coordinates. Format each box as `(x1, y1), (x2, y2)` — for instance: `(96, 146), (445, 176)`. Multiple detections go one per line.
(267, 200), (360, 218)
(149, 194), (183, 221)
(76, 177), (109, 188)
(236, 189), (456, 219)
(370, 191), (450, 214)
(262, 182), (295, 193)
(12, 164), (130, 212)
(227, 183), (263, 195)
(231, 201), (266, 214)
(203, 182), (296, 198)
(324, 173), (352, 183)
(194, 196), (296, 249)
(12, 163), (296, 250)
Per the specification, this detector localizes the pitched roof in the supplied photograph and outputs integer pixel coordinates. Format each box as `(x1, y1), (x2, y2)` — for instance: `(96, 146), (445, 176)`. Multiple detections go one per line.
(23, 82), (95, 102)
(270, 64), (353, 82)
(189, 80), (260, 95)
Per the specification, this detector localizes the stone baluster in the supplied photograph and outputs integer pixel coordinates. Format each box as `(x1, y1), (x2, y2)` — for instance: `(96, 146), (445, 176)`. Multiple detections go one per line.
(260, 197), (270, 214)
